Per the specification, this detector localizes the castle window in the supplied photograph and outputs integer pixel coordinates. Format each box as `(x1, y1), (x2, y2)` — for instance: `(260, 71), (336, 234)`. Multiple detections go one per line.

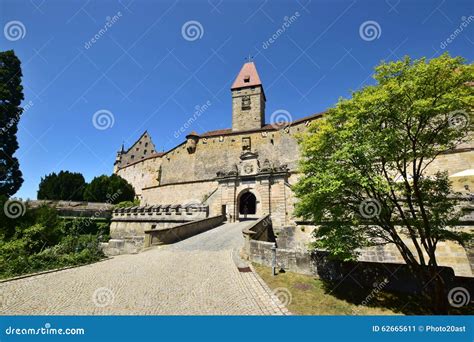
(144, 150), (147, 155)
(242, 95), (251, 110)
(145, 142), (148, 147)
(242, 137), (251, 151)
(131, 155), (135, 159)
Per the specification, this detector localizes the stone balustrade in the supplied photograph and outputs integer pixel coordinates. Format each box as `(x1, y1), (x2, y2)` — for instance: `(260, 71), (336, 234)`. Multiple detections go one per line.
(111, 204), (209, 222)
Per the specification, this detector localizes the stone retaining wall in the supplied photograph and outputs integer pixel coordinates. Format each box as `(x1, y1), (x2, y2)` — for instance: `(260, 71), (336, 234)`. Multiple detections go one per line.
(110, 204), (209, 238)
(145, 215), (225, 246)
(248, 241), (474, 295)
(26, 200), (114, 218)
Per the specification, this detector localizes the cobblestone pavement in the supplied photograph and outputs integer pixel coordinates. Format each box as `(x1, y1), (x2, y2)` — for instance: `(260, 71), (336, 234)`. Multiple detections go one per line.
(0, 222), (289, 315)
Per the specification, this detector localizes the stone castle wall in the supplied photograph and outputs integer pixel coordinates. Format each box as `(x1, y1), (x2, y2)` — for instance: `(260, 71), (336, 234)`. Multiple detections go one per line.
(116, 156), (162, 198)
(141, 180), (218, 207)
(249, 228), (473, 277)
(116, 117), (473, 231)
(117, 119), (310, 189)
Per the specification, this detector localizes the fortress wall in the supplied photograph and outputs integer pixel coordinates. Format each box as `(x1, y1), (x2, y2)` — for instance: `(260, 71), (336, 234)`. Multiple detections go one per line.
(114, 118), (320, 203)
(159, 123), (308, 185)
(141, 180), (218, 208)
(357, 228), (474, 277)
(425, 149), (474, 192)
(116, 157), (162, 198)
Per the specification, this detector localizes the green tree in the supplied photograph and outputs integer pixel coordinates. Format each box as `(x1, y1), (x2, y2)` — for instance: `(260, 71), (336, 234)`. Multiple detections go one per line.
(83, 174), (135, 203)
(294, 54), (473, 313)
(37, 171), (86, 201)
(0, 50), (24, 197)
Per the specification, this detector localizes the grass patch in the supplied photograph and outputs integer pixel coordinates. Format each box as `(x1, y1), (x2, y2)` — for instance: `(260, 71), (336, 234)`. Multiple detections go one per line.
(253, 264), (473, 315)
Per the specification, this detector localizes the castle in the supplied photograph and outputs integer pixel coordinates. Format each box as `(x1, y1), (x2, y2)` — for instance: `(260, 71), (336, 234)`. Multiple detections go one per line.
(111, 61), (474, 276)
(113, 61), (322, 229)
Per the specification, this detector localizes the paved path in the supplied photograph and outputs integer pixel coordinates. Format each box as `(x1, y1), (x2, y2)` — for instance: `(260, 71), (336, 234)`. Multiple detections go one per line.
(0, 222), (289, 315)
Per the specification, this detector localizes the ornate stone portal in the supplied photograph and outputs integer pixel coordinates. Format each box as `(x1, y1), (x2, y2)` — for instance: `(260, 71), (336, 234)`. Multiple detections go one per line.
(216, 151), (290, 224)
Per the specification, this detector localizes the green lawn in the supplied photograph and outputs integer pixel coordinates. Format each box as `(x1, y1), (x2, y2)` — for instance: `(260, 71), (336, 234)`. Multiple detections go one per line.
(253, 264), (473, 315)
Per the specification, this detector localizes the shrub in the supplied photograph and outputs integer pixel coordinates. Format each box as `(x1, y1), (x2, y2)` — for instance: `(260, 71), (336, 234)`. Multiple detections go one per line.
(114, 199), (140, 208)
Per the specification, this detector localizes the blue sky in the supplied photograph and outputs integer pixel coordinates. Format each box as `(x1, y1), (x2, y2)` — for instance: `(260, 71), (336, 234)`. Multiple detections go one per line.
(0, 0), (473, 199)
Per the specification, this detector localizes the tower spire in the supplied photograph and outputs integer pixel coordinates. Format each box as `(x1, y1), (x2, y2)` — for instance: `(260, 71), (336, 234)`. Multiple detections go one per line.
(231, 61), (266, 132)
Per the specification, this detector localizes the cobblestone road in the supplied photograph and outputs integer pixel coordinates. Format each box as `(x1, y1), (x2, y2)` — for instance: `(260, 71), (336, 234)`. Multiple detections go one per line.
(0, 222), (289, 315)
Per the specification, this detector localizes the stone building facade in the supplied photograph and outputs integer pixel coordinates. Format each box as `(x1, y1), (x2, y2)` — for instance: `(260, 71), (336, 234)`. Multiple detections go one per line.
(113, 62), (474, 276)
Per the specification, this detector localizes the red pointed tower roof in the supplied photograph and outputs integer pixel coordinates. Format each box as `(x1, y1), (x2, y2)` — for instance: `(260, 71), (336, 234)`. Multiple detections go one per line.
(231, 62), (262, 90)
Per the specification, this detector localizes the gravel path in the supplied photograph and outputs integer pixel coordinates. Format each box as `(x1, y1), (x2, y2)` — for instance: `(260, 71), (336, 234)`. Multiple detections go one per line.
(0, 222), (289, 315)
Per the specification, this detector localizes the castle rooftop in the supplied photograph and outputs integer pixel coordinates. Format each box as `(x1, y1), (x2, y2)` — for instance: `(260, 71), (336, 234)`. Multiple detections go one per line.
(231, 62), (262, 90)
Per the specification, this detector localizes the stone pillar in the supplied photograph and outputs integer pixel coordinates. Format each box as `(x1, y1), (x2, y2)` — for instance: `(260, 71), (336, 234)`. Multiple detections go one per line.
(256, 175), (271, 216)
(219, 179), (238, 222)
(270, 177), (287, 228)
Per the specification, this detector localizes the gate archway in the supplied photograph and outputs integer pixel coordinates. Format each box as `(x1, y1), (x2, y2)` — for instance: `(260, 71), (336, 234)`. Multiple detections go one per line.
(238, 191), (257, 220)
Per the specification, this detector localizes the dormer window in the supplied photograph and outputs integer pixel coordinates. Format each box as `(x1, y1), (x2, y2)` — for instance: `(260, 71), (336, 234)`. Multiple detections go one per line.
(244, 75), (250, 83)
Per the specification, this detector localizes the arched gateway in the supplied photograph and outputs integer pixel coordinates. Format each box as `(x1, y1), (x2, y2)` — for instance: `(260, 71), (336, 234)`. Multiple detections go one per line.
(238, 191), (257, 219)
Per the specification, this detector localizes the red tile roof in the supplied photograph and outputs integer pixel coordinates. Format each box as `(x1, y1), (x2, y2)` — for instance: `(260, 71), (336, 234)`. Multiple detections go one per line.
(231, 62), (262, 90)
(118, 111), (326, 170)
(199, 111), (326, 137)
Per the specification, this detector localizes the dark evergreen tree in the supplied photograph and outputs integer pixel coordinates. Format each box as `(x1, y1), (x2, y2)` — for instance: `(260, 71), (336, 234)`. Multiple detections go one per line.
(83, 174), (135, 203)
(37, 171), (86, 201)
(0, 50), (24, 197)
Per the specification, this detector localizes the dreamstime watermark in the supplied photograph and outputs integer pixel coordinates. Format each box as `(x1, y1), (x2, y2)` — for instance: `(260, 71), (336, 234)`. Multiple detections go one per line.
(92, 287), (115, 307)
(440, 16), (474, 50)
(84, 12), (123, 49)
(359, 20), (382, 41)
(92, 109), (115, 130)
(80, 190), (122, 231)
(262, 11), (301, 49)
(447, 286), (471, 308)
(174, 100), (212, 139)
(3, 199), (26, 219)
(447, 110), (469, 130)
(359, 198), (381, 219)
(272, 287), (292, 306)
(5, 323), (85, 336)
(270, 109), (293, 130)
(0, 100), (34, 136)
(352, 279), (389, 314)
(181, 20), (204, 41)
(4, 20), (26, 41)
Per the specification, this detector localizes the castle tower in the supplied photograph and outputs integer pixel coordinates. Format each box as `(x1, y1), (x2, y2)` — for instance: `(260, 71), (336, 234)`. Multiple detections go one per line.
(113, 143), (125, 173)
(231, 62), (266, 132)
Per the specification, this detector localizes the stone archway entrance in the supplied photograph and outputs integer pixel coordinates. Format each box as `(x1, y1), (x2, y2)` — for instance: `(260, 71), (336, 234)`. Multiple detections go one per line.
(238, 191), (257, 220)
